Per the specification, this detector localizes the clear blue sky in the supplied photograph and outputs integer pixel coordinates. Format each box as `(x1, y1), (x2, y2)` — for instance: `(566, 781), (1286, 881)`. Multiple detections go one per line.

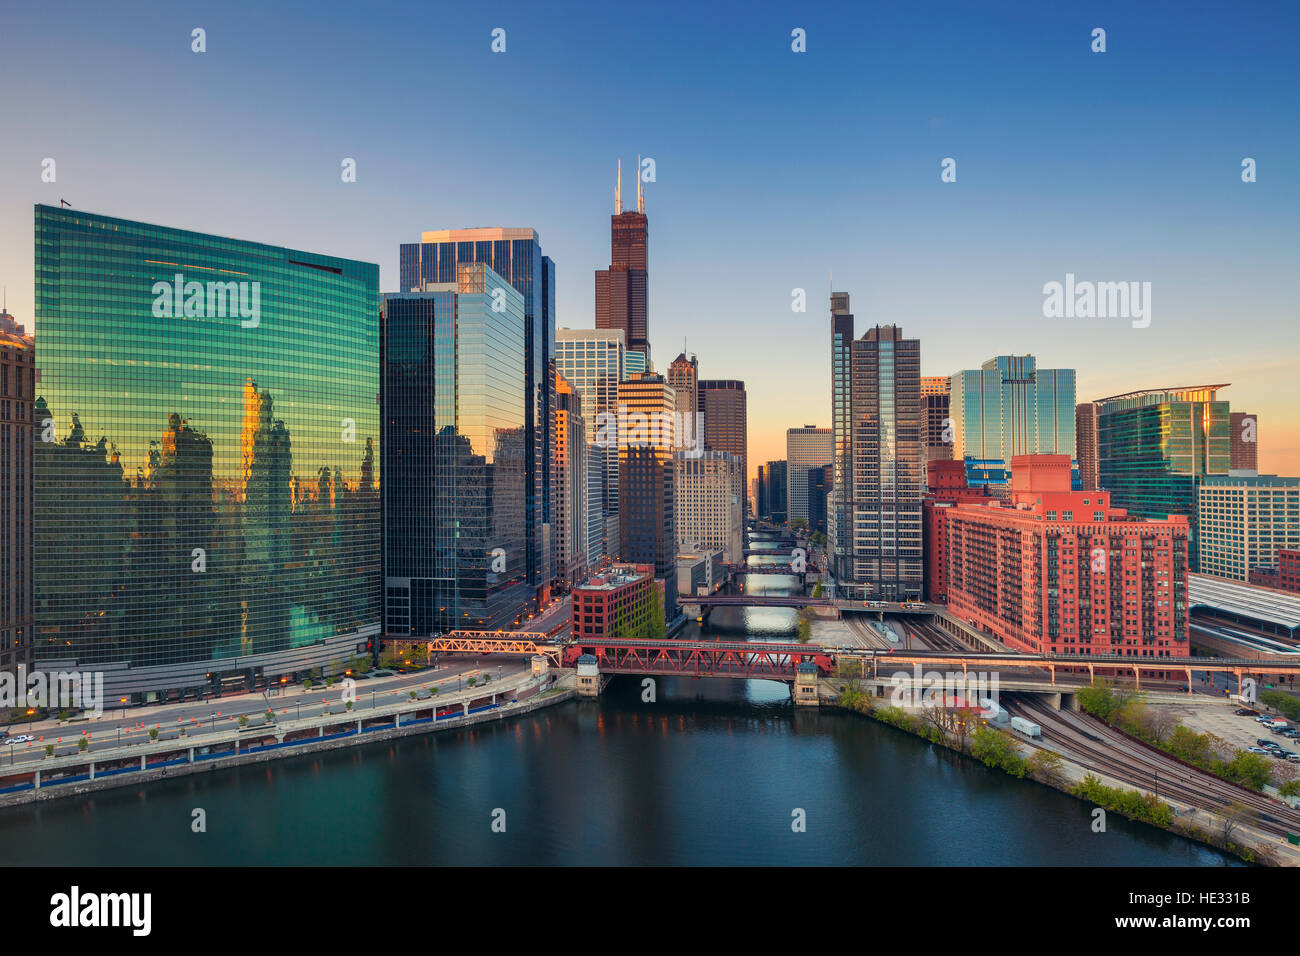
(2, 0), (1297, 476)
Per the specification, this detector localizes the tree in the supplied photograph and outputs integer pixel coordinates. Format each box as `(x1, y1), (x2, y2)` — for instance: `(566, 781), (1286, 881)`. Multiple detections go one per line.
(795, 609), (812, 643)
(78, 737), (89, 752)
(1219, 801), (1254, 846)
(1027, 748), (1065, 786)
(1222, 751), (1272, 791)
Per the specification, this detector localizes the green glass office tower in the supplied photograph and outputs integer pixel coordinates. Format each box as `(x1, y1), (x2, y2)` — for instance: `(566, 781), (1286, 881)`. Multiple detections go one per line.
(1096, 384), (1231, 570)
(382, 264), (528, 634)
(33, 205), (381, 699)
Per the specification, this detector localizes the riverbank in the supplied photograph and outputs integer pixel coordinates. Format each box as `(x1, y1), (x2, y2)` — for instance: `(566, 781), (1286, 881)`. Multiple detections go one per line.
(0, 672), (576, 810)
(821, 683), (1299, 867)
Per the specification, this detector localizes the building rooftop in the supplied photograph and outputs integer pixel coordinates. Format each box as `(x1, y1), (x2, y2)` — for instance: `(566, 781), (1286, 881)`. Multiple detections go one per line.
(1189, 573), (1300, 632)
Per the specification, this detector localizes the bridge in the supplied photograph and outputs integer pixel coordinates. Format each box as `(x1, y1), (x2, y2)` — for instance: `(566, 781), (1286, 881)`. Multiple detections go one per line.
(732, 564), (821, 575)
(562, 639), (834, 679)
(396, 630), (564, 665)
(687, 594), (831, 608)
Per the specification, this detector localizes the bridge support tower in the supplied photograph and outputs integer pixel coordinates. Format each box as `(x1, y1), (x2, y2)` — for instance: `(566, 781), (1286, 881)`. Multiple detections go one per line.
(793, 662), (820, 707)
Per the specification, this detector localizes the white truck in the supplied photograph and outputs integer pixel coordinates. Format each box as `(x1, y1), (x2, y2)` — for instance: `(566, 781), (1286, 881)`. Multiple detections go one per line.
(1010, 715), (1041, 738)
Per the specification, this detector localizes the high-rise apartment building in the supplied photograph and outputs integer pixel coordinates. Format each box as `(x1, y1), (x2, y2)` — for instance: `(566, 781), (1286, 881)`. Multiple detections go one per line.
(1075, 401), (1100, 491)
(616, 373), (677, 580)
(1198, 473), (1300, 583)
(596, 160), (650, 363)
(399, 227), (555, 599)
(1229, 411), (1259, 471)
(946, 455), (1190, 657)
(1095, 384), (1231, 570)
(786, 426), (833, 527)
(34, 205), (381, 699)
(949, 355), (1077, 495)
(553, 372), (589, 588)
(698, 379), (746, 500)
(807, 464), (833, 536)
(1, 306), (34, 677)
(676, 451), (744, 564)
(383, 265), (528, 634)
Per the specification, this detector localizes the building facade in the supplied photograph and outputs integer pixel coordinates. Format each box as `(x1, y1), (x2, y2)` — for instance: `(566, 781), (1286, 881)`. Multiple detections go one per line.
(667, 352), (698, 425)
(556, 327), (626, 559)
(1096, 384), (1231, 570)
(399, 227), (555, 599)
(571, 563), (663, 640)
(553, 372), (589, 588)
(807, 464), (832, 536)
(1229, 411), (1259, 471)
(922, 459), (989, 603)
(34, 205), (381, 699)
(675, 450), (744, 564)
(762, 459), (788, 523)
(1075, 401), (1100, 491)
(1, 307), (34, 678)
(1198, 473), (1300, 583)
(947, 455), (1189, 658)
(786, 426), (833, 528)
(616, 374), (677, 609)
(1279, 549), (1300, 593)
(921, 375), (953, 483)
(382, 265), (528, 635)
(949, 355), (1077, 495)
(698, 379), (747, 500)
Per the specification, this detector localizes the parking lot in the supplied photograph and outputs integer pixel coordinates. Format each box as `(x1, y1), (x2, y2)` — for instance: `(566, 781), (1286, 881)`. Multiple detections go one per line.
(1165, 700), (1300, 768)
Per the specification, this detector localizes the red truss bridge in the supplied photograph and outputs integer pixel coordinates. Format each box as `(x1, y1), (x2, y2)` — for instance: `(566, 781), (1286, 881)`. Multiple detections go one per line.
(561, 639), (835, 679)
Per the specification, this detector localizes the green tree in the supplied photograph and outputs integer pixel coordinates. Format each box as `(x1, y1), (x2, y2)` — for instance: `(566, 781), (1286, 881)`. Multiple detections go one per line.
(795, 609), (813, 643)
(78, 737), (89, 752)
(1222, 751), (1273, 791)
(1027, 748), (1065, 786)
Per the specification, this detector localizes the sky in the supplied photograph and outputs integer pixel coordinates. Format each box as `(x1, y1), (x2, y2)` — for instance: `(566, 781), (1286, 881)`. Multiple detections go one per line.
(2, 0), (1298, 484)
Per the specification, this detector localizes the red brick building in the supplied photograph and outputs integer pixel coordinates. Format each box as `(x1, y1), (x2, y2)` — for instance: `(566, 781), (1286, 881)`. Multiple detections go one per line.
(922, 460), (989, 602)
(1280, 549), (1300, 593)
(946, 455), (1189, 657)
(571, 564), (662, 639)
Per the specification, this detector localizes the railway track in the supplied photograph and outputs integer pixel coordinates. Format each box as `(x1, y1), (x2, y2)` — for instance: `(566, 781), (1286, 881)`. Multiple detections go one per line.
(1006, 695), (1300, 840)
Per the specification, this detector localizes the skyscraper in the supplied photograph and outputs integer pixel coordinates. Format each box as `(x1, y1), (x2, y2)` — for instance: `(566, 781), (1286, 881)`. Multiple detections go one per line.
(842, 325), (924, 600)
(1095, 384), (1231, 570)
(1, 305), (34, 678)
(556, 327), (626, 558)
(1076, 401), (1100, 491)
(667, 352), (698, 425)
(698, 379), (747, 500)
(596, 159), (650, 363)
(617, 373), (676, 584)
(949, 355), (1077, 495)
(921, 375), (953, 484)
(399, 227), (555, 600)
(763, 459), (788, 523)
(553, 372), (589, 587)
(1230, 411), (1259, 471)
(829, 292), (854, 583)
(786, 426), (833, 527)
(34, 205), (381, 699)
(807, 464), (833, 536)
(383, 265), (528, 634)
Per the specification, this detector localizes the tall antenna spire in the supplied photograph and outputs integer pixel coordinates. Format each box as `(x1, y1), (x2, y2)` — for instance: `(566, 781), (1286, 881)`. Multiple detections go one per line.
(636, 153), (644, 213)
(615, 158), (622, 214)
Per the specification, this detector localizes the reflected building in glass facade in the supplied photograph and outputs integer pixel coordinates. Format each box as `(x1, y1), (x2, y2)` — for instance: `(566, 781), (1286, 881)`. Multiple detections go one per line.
(33, 205), (381, 699)
(949, 355), (1077, 496)
(399, 228), (554, 600)
(382, 264), (528, 634)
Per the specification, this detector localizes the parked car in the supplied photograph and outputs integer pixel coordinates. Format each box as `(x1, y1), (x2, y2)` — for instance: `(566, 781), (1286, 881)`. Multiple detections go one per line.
(1248, 746), (1272, 754)
(1273, 750), (1297, 760)
(1258, 738), (1281, 748)
(1236, 708), (1260, 717)
(7, 734), (34, 745)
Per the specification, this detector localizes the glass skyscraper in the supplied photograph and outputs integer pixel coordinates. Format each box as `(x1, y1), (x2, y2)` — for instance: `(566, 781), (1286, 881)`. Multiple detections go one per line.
(949, 355), (1077, 495)
(399, 229), (554, 597)
(33, 205), (381, 699)
(1096, 384), (1231, 570)
(382, 264), (528, 634)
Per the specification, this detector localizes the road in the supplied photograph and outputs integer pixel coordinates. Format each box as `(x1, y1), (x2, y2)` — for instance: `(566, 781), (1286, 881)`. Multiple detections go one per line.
(1, 658), (528, 769)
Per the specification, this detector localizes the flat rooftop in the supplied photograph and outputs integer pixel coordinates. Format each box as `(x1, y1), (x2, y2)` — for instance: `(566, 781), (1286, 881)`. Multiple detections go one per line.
(1189, 573), (1300, 632)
